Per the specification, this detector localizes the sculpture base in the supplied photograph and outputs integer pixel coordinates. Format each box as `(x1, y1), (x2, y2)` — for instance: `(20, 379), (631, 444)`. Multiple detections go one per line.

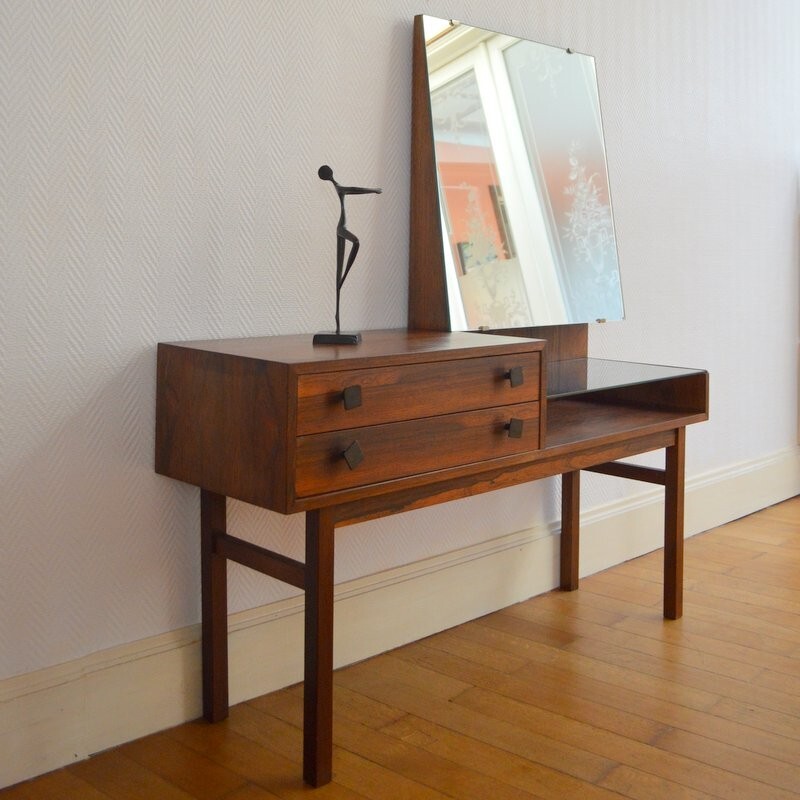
(312, 331), (362, 346)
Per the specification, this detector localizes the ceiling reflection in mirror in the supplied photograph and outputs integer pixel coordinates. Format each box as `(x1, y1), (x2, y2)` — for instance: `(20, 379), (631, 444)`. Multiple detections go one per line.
(423, 16), (624, 329)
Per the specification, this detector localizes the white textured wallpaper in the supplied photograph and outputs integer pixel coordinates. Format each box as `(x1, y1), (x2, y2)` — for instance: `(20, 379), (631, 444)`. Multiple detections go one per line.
(1, 0), (798, 680)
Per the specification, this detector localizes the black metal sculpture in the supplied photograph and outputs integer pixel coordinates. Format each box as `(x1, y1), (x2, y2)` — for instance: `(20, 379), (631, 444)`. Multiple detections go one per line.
(313, 165), (382, 345)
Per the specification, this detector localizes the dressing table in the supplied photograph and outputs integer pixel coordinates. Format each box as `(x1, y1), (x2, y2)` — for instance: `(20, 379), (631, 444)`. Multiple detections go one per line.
(155, 329), (706, 787)
(154, 15), (708, 787)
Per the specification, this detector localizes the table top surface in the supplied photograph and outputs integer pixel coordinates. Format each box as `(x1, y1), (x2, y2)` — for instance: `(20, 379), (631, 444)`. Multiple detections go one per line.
(161, 329), (546, 367)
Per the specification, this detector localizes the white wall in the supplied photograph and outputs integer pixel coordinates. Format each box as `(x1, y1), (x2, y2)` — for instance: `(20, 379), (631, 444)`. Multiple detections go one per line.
(1, 0), (799, 786)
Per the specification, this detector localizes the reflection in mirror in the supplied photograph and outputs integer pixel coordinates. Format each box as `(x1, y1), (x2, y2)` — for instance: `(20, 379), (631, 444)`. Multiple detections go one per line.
(422, 16), (624, 329)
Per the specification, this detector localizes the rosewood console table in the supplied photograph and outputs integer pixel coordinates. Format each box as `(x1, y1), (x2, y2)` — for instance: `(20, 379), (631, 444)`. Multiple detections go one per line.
(155, 328), (708, 786)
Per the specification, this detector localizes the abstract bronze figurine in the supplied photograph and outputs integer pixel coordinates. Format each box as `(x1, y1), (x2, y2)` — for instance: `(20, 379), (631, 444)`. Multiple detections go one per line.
(313, 165), (382, 345)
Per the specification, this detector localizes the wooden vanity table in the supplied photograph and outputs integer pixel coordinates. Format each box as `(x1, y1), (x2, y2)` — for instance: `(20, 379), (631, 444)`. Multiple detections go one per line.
(154, 14), (709, 787)
(155, 328), (707, 786)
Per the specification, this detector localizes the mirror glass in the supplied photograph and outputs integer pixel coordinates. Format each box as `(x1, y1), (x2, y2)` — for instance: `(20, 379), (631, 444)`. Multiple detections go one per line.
(423, 16), (624, 329)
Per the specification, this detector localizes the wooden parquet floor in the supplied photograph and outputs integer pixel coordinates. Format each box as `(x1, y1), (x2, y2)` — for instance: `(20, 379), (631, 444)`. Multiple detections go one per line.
(4, 496), (800, 799)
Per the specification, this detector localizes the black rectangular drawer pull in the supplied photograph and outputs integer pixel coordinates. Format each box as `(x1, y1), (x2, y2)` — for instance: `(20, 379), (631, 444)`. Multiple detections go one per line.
(505, 367), (524, 387)
(342, 440), (365, 469)
(505, 418), (524, 439)
(342, 385), (362, 410)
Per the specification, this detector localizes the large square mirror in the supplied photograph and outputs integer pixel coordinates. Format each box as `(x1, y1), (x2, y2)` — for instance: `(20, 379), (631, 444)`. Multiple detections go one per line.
(409, 15), (624, 333)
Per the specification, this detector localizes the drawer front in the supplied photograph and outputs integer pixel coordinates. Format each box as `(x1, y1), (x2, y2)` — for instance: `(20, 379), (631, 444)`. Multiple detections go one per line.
(294, 401), (540, 497)
(296, 352), (541, 435)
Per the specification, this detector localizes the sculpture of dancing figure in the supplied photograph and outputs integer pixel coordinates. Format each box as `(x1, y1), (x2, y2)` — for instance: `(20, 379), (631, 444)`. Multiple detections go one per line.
(314, 164), (382, 344)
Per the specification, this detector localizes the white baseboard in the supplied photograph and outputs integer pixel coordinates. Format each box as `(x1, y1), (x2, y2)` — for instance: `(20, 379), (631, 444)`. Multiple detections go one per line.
(2, 447), (798, 789)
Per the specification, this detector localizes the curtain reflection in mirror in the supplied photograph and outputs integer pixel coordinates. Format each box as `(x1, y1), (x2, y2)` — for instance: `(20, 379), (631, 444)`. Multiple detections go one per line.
(431, 69), (533, 328)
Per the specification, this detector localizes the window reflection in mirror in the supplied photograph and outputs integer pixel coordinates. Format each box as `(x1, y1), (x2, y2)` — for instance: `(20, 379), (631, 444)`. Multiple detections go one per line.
(424, 16), (624, 329)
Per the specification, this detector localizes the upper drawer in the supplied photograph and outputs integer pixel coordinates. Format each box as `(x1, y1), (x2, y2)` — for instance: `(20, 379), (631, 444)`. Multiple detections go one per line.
(296, 351), (541, 435)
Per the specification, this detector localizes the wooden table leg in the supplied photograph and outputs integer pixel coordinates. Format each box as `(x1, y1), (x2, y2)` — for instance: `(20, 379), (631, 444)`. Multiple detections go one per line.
(560, 470), (580, 591)
(663, 427), (686, 619)
(200, 489), (229, 721)
(303, 508), (335, 787)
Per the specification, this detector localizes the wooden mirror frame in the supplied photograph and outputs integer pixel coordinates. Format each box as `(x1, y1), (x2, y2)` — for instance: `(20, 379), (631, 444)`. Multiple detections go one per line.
(407, 14), (588, 364)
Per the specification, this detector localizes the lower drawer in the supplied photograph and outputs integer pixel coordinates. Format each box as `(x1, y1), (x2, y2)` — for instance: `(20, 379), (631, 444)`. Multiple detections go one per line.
(294, 402), (540, 497)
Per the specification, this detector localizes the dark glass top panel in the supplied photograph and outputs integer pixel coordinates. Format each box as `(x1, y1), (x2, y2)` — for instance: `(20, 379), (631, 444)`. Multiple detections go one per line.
(548, 358), (705, 399)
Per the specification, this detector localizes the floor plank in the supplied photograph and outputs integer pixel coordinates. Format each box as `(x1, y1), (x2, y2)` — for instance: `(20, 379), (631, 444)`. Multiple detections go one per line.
(0, 770), (113, 800)
(67, 751), (198, 800)
(117, 733), (248, 800)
